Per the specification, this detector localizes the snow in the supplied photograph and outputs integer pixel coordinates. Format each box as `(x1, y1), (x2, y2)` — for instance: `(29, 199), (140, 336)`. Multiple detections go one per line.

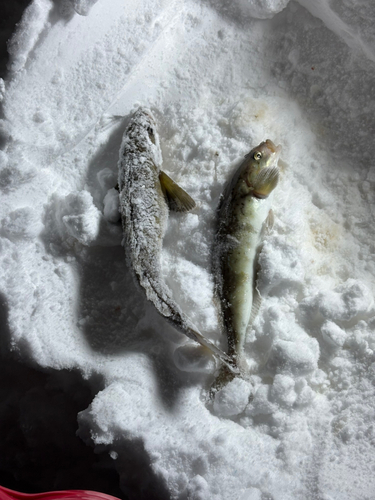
(213, 378), (253, 417)
(1, 0), (375, 499)
(103, 187), (120, 223)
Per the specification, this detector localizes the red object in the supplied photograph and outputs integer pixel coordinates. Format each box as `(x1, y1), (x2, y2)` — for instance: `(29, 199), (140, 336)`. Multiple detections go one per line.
(0, 486), (121, 500)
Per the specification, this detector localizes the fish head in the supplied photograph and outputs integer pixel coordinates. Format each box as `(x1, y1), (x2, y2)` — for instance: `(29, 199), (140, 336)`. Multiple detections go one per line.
(131, 107), (158, 144)
(242, 139), (281, 198)
(126, 107), (162, 168)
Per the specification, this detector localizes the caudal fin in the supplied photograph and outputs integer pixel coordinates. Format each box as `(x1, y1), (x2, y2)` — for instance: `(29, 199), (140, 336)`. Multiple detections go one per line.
(145, 273), (237, 371)
(209, 364), (236, 398)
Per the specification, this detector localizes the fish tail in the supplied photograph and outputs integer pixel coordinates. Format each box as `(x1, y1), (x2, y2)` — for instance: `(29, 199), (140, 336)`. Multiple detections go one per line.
(208, 352), (250, 399)
(144, 273), (237, 370)
(209, 363), (237, 399)
(182, 323), (239, 372)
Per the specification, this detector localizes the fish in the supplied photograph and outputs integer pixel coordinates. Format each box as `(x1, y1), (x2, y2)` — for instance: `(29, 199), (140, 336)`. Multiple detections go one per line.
(211, 139), (281, 391)
(118, 107), (236, 369)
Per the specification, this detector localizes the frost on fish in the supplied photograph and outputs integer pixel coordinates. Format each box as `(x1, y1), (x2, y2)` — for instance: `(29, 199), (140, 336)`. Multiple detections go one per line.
(118, 108), (234, 367)
(118, 108), (168, 313)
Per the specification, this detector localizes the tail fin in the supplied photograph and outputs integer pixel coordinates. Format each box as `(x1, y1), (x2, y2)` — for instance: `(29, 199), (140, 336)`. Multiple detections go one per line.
(182, 323), (238, 373)
(145, 273), (238, 373)
(209, 353), (249, 399)
(209, 364), (236, 398)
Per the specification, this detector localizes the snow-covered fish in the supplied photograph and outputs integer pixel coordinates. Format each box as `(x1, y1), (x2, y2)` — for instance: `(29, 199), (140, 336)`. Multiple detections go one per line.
(118, 107), (235, 369)
(212, 139), (281, 389)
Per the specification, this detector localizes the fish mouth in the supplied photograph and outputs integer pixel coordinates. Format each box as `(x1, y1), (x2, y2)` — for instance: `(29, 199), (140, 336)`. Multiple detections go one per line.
(265, 139), (282, 154)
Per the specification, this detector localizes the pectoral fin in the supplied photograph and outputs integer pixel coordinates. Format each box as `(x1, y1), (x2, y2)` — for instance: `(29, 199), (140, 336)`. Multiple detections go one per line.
(260, 209), (274, 239)
(252, 166), (279, 199)
(159, 171), (196, 212)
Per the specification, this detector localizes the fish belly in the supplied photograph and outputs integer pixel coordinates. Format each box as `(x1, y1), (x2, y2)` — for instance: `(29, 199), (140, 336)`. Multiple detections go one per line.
(221, 198), (271, 357)
(222, 234), (257, 354)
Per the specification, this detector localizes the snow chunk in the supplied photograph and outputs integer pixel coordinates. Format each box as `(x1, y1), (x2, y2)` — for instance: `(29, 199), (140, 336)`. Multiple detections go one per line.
(321, 320), (346, 348)
(162, 255), (218, 333)
(173, 344), (216, 373)
(97, 168), (117, 191)
(246, 385), (276, 417)
(267, 337), (319, 376)
(1, 207), (43, 240)
(300, 279), (374, 324)
(320, 280), (374, 322)
(213, 378), (252, 417)
(62, 192), (101, 245)
(103, 188), (120, 223)
(70, 0), (99, 16)
(295, 380), (316, 407)
(239, 487), (262, 500)
(270, 374), (297, 407)
(47, 190), (101, 246)
(182, 212), (199, 232)
(186, 475), (210, 500)
(237, 0), (290, 19)
(259, 236), (304, 293)
(7, 0), (53, 73)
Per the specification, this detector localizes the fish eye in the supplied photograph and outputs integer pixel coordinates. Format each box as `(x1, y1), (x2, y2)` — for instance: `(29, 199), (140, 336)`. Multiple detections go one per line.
(253, 151), (262, 160)
(147, 126), (156, 144)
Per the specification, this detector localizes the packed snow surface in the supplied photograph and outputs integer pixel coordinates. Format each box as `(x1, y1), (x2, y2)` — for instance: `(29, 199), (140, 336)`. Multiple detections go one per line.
(1, 0), (375, 499)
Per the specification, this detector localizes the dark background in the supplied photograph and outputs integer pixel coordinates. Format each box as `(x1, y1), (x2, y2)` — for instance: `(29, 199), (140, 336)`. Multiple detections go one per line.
(0, 0), (32, 79)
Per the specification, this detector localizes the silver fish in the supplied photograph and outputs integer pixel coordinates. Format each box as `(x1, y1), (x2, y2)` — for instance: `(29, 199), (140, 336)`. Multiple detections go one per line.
(212, 139), (281, 389)
(118, 107), (235, 369)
